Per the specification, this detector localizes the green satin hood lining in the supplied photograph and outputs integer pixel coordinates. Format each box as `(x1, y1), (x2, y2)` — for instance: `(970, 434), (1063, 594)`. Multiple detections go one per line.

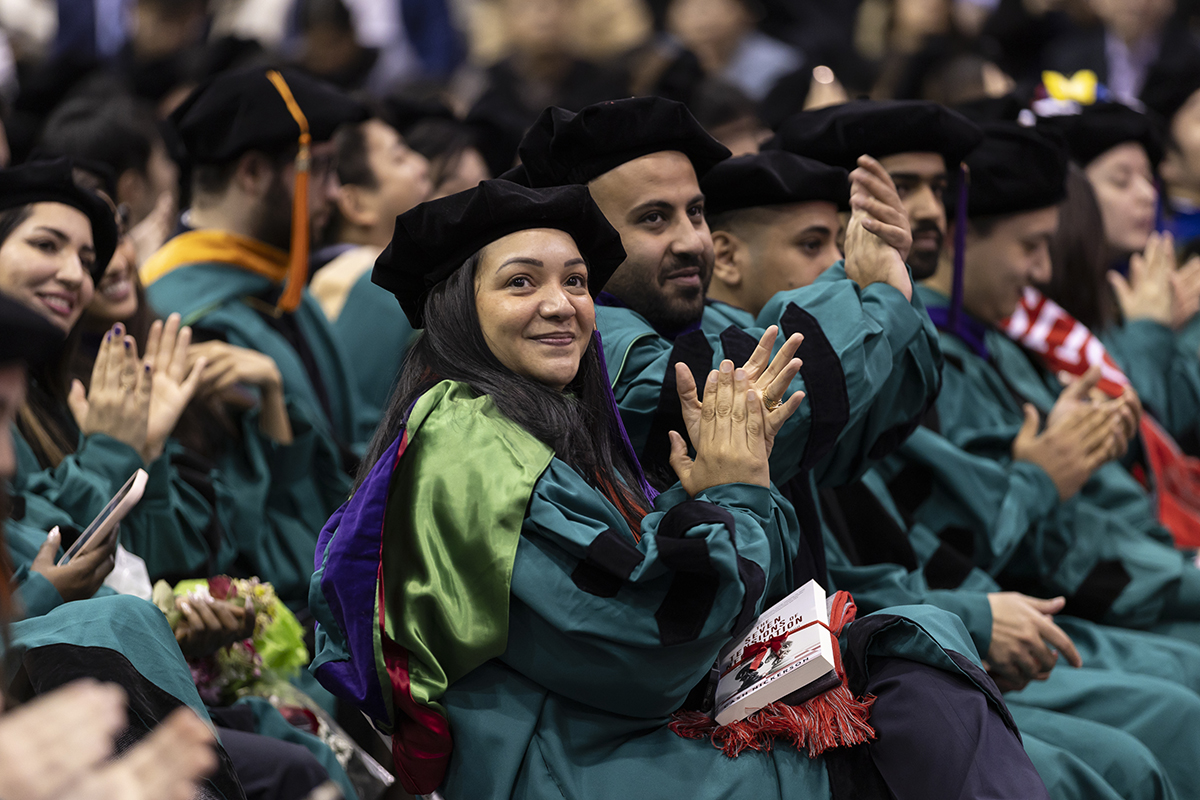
(380, 381), (554, 711)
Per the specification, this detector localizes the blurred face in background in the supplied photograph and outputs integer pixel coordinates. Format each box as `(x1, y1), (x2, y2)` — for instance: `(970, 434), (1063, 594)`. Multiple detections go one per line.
(87, 236), (139, 325)
(362, 120), (431, 220)
(1089, 0), (1175, 42)
(430, 147), (490, 201)
(1161, 88), (1200, 201)
(504, 0), (573, 58)
(667, 0), (755, 73)
(1085, 142), (1157, 255)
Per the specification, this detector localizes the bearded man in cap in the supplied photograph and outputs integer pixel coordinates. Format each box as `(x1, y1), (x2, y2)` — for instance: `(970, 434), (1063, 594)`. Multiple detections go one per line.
(143, 66), (372, 462)
(512, 96), (942, 498)
(770, 103), (1200, 800)
(503, 96), (1073, 800)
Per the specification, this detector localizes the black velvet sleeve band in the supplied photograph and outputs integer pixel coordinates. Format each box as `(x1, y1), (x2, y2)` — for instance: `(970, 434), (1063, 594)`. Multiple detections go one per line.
(780, 302), (850, 470)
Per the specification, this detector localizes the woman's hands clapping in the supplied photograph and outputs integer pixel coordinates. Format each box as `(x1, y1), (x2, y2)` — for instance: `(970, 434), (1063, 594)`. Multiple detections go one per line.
(669, 326), (806, 497)
(142, 315), (206, 462)
(68, 315), (207, 464)
(68, 323), (153, 458)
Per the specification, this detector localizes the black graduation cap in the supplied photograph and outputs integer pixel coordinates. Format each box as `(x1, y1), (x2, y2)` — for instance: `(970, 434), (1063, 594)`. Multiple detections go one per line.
(1141, 53), (1200, 127)
(165, 66), (368, 165)
(0, 159), (118, 280)
(700, 151), (849, 217)
(953, 93), (1026, 124)
(765, 99), (984, 171)
(965, 122), (1069, 217)
(514, 97), (731, 188)
(167, 67), (368, 313)
(0, 290), (64, 368)
(1036, 102), (1164, 168)
(374, 179), (627, 328)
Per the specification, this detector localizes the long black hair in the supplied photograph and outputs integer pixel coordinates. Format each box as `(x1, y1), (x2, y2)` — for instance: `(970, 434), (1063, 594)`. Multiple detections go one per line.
(356, 250), (651, 526)
(1043, 165), (1120, 331)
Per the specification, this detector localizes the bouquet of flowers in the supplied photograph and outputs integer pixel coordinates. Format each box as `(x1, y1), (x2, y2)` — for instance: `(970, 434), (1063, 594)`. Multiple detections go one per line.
(152, 575), (308, 705)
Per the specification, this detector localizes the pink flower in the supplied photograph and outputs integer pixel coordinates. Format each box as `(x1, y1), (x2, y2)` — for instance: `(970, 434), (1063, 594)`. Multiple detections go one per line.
(208, 575), (233, 601)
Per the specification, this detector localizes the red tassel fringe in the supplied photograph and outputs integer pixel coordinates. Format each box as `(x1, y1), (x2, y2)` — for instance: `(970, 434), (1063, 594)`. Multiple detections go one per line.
(669, 684), (875, 758)
(670, 590), (876, 758)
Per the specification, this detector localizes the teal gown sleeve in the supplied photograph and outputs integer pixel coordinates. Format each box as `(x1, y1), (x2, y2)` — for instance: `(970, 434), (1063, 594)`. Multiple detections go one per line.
(216, 397), (350, 609)
(822, 470), (997, 655)
(901, 328), (1200, 629)
(11, 427), (235, 582)
(331, 270), (416, 432)
(758, 262), (943, 488)
(604, 262), (941, 488)
(1102, 319), (1200, 442)
(502, 461), (782, 719)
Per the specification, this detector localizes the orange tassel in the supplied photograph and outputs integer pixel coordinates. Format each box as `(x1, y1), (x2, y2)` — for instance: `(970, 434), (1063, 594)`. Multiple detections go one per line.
(265, 70), (312, 314)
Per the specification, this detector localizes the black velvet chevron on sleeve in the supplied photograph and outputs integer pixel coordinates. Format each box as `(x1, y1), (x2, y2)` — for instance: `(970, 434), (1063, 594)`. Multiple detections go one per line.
(641, 330), (714, 490)
(826, 481), (919, 571)
(923, 543), (978, 590)
(779, 302), (849, 470)
(654, 501), (766, 647)
(718, 325), (759, 367)
(1060, 560), (1132, 622)
(778, 471), (829, 594)
(570, 528), (646, 598)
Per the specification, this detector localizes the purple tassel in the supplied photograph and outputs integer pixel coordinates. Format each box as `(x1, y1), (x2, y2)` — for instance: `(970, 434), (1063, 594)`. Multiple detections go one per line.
(593, 329), (659, 502)
(948, 163), (969, 332)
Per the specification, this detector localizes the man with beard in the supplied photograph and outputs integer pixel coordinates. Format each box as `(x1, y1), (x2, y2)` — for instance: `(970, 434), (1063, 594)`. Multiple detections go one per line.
(142, 67), (373, 460)
(511, 96), (942, 494)
(770, 101), (1200, 800)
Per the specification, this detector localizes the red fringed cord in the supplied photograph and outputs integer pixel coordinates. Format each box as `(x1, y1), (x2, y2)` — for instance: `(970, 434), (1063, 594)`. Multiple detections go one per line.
(669, 591), (877, 758)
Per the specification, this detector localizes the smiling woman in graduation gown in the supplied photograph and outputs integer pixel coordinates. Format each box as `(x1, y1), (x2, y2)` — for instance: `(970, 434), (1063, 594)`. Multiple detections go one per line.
(309, 179), (1048, 800)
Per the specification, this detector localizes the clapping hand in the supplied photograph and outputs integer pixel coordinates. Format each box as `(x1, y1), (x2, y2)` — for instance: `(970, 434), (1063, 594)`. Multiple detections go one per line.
(1111, 230), (1174, 326)
(676, 325), (805, 460)
(68, 323), (152, 458)
(669, 353), (805, 497)
(844, 155), (914, 302)
(142, 314), (207, 462)
(0, 680), (215, 800)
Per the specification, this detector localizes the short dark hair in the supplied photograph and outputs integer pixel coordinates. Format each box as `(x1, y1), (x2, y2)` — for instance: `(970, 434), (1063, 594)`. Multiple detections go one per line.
(39, 94), (160, 179)
(335, 122), (378, 189)
(190, 146), (297, 198)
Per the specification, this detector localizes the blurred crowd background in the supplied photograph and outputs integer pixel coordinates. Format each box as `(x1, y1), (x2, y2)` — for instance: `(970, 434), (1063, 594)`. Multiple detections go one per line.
(2, 0), (1200, 194)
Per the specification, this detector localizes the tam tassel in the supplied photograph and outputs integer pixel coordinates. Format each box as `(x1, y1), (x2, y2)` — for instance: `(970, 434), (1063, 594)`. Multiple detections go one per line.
(948, 162), (969, 333)
(265, 69), (311, 314)
(670, 591), (876, 758)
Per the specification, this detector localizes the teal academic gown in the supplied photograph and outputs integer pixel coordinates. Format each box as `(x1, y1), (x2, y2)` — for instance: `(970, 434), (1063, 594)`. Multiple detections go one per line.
(330, 270), (417, 432)
(146, 262), (358, 607)
(0, 512), (240, 798)
(317, 385), (1029, 800)
(822, 469), (1200, 800)
(1, 512), (357, 800)
(10, 425), (236, 583)
(881, 286), (1200, 634)
(601, 262), (942, 488)
(1101, 319), (1200, 443)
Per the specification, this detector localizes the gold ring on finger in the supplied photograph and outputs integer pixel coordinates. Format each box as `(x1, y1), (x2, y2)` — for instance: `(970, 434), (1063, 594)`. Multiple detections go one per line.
(764, 394), (784, 411)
